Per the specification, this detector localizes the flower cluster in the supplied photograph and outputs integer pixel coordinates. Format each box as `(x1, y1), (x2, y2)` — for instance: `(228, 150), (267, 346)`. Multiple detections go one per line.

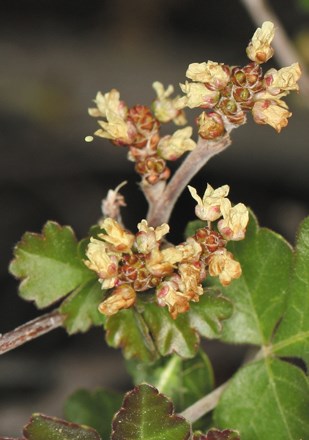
(84, 184), (249, 319)
(87, 85), (193, 185)
(176, 21), (301, 137)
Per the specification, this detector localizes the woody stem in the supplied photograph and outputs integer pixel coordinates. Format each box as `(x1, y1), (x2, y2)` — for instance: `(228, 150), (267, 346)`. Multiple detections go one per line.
(146, 134), (231, 227)
(0, 310), (64, 355)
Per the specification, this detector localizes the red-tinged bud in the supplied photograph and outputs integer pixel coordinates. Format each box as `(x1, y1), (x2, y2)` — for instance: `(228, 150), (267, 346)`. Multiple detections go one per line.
(219, 98), (246, 125)
(194, 227), (226, 255)
(128, 105), (160, 148)
(196, 111), (225, 140)
(232, 87), (254, 110)
(135, 155), (170, 185)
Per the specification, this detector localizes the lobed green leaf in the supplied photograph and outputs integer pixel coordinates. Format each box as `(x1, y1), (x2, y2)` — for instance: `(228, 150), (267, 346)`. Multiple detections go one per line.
(105, 289), (232, 362)
(105, 308), (159, 363)
(272, 216), (309, 368)
(188, 289), (233, 339)
(60, 279), (105, 334)
(23, 413), (100, 440)
(208, 212), (293, 345)
(9, 222), (94, 308)
(214, 357), (309, 440)
(111, 383), (190, 440)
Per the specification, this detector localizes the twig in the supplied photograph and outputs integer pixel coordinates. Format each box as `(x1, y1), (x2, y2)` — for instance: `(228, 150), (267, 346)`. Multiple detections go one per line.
(240, 0), (309, 102)
(179, 381), (228, 424)
(0, 310), (64, 355)
(146, 134), (231, 227)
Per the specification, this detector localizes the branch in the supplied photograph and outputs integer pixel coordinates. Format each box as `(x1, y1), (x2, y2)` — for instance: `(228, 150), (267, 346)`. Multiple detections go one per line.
(240, 0), (309, 103)
(179, 381), (228, 424)
(146, 134), (231, 226)
(0, 310), (65, 355)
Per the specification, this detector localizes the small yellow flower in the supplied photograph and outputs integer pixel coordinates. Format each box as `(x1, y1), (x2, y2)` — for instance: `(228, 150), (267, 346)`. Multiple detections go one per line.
(246, 21), (275, 63)
(84, 238), (119, 289)
(186, 61), (230, 90)
(218, 199), (249, 241)
(264, 63), (301, 95)
(99, 218), (134, 253)
(98, 284), (136, 316)
(95, 110), (136, 144)
(152, 81), (187, 125)
(188, 184), (230, 222)
(176, 81), (220, 109)
(208, 249), (242, 286)
(178, 263), (204, 298)
(156, 276), (191, 319)
(135, 220), (169, 254)
(252, 99), (292, 132)
(89, 89), (127, 119)
(145, 247), (174, 278)
(157, 127), (196, 161)
(175, 237), (202, 263)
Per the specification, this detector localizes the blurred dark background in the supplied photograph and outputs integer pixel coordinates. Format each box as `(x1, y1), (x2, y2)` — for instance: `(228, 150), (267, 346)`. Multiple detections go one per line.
(0, 0), (309, 436)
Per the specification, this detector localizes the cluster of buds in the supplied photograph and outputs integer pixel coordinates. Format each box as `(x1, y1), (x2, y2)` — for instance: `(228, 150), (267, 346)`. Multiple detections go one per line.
(176, 21), (301, 137)
(87, 84), (194, 185)
(84, 183), (249, 319)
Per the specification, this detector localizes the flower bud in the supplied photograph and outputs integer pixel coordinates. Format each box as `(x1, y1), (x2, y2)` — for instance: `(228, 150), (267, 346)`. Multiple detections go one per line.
(128, 105), (160, 148)
(219, 98), (246, 125)
(197, 111), (225, 140)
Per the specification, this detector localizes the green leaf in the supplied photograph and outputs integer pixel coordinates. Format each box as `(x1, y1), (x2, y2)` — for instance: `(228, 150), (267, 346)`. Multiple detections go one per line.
(64, 388), (123, 439)
(105, 308), (159, 363)
(127, 350), (214, 412)
(208, 213), (293, 345)
(9, 222), (94, 308)
(272, 216), (309, 367)
(193, 429), (240, 439)
(60, 279), (105, 334)
(111, 384), (190, 440)
(142, 303), (199, 358)
(105, 288), (232, 362)
(214, 358), (309, 440)
(188, 289), (233, 339)
(23, 413), (101, 440)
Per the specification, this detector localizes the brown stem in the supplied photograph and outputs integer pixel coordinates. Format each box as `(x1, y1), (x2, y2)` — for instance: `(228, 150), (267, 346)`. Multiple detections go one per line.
(240, 0), (309, 102)
(146, 134), (231, 227)
(179, 381), (228, 423)
(0, 310), (65, 355)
